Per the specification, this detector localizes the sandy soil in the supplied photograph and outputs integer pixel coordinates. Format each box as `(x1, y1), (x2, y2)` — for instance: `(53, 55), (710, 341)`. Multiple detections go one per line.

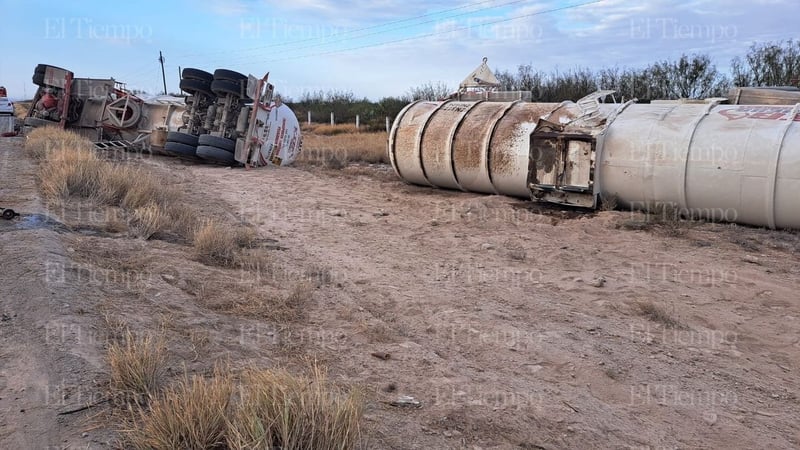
(1, 135), (799, 449)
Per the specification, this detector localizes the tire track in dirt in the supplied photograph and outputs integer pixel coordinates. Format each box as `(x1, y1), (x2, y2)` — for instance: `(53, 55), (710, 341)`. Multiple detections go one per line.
(151, 160), (800, 449)
(0, 138), (112, 448)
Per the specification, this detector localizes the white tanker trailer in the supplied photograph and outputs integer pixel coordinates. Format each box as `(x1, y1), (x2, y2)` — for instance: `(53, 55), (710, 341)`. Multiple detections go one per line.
(389, 93), (800, 229)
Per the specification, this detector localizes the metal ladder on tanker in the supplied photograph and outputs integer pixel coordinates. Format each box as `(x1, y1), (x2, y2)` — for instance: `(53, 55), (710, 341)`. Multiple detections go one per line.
(575, 89), (617, 121)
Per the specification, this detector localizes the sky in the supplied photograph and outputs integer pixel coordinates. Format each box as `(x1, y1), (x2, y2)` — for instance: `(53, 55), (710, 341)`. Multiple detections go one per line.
(0, 0), (797, 101)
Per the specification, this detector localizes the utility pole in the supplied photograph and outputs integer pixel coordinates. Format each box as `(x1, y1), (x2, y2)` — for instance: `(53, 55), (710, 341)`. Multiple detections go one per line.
(158, 51), (167, 95)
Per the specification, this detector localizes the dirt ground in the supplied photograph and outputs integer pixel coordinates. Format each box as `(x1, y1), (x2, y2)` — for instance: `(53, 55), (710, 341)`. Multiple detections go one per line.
(1, 135), (800, 449)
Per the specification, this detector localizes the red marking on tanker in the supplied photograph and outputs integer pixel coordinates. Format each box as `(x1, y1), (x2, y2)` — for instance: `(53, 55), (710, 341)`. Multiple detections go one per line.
(273, 118), (287, 156)
(719, 106), (800, 121)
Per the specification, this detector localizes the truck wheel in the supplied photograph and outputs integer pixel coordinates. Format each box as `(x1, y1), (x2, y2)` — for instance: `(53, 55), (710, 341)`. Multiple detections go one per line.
(179, 78), (213, 97)
(182, 68), (213, 84)
(35, 64), (68, 74)
(166, 131), (199, 146)
(196, 145), (236, 164)
(210, 79), (245, 99)
(213, 69), (247, 82)
(32, 72), (45, 86)
(33, 64), (71, 86)
(164, 141), (197, 157)
(198, 134), (235, 152)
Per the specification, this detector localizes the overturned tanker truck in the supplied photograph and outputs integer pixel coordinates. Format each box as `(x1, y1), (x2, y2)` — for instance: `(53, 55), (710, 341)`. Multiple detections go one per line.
(24, 64), (301, 167)
(389, 60), (800, 230)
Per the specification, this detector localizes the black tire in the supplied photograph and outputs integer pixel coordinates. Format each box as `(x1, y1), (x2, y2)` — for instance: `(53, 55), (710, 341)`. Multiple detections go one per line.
(2, 209), (17, 220)
(210, 79), (245, 99)
(198, 134), (235, 152)
(213, 68), (247, 82)
(33, 64), (70, 86)
(32, 72), (45, 86)
(35, 64), (67, 74)
(179, 78), (212, 97)
(196, 145), (236, 164)
(164, 141), (197, 157)
(182, 68), (213, 84)
(166, 131), (199, 146)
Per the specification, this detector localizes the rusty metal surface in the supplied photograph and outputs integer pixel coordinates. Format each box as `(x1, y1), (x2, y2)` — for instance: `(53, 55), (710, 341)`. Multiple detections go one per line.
(390, 93), (800, 229)
(392, 101), (439, 186)
(387, 101), (419, 176)
(451, 102), (508, 194)
(392, 101), (562, 197)
(488, 103), (559, 197)
(420, 102), (472, 190)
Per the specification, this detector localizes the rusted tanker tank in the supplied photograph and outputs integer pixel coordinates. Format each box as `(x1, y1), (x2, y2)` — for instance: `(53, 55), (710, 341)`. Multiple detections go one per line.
(389, 96), (800, 229)
(390, 101), (566, 197)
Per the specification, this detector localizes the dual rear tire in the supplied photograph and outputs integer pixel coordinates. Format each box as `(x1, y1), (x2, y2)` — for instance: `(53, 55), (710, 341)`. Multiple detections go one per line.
(164, 131), (199, 157)
(32, 64), (68, 87)
(171, 67), (245, 165)
(163, 131), (237, 165)
(196, 134), (236, 164)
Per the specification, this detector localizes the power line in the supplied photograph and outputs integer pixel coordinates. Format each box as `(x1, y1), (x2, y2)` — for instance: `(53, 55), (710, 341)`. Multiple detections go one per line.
(248, 0), (531, 55)
(118, 0), (602, 90)
(118, 60), (158, 82)
(254, 0), (605, 64)
(176, 0), (510, 58)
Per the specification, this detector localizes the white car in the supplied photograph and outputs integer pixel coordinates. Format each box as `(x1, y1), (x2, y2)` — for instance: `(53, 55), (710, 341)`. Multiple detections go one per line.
(0, 97), (13, 115)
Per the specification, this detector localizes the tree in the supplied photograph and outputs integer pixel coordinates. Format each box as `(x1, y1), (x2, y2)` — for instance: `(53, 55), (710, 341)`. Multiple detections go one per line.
(494, 69), (517, 91)
(540, 67), (597, 101)
(645, 54), (729, 99)
(406, 81), (451, 101)
(732, 40), (800, 87)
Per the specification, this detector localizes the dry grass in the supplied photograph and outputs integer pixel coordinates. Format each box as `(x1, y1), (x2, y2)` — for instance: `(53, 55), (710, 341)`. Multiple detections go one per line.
(193, 220), (239, 266)
(233, 226), (259, 248)
(102, 313), (129, 343)
(123, 365), (363, 450)
(120, 170), (175, 211)
(33, 138), (104, 199)
(225, 282), (312, 323)
(227, 365), (364, 450)
(125, 370), (233, 450)
(25, 127), (94, 160)
(650, 203), (687, 237)
(599, 193), (618, 211)
(636, 301), (682, 328)
(298, 130), (388, 166)
(14, 101), (31, 119)
(27, 128), (202, 238)
(195, 280), (309, 323)
(108, 329), (168, 405)
(193, 221), (274, 269)
(170, 203), (202, 237)
(236, 250), (275, 276)
(302, 123), (359, 135)
(130, 203), (171, 239)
